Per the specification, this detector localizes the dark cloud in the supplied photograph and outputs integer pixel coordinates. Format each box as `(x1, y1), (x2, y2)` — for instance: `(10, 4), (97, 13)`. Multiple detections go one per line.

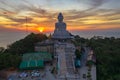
(0, 13), (33, 24)
(0, 0), (106, 21)
(82, 0), (108, 12)
(94, 9), (120, 21)
(0, 0), (119, 27)
(8, 17), (33, 23)
(19, 4), (47, 15)
(0, 0), (22, 13)
(74, 0), (107, 11)
(0, 0), (48, 16)
(90, 0), (106, 8)
(65, 10), (95, 20)
(64, 8), (120, 26)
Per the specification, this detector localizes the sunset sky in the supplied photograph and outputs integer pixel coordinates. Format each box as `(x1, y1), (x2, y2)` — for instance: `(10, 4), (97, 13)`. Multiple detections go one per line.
(0, 0), (120, 47)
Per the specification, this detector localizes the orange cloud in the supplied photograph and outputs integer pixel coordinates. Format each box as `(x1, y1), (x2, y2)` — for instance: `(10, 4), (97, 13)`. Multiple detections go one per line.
(0, 3), (120, 33)
(0, 17), (17, 25)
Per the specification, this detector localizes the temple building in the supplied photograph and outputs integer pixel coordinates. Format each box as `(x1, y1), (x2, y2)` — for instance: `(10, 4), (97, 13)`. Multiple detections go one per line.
(35, 39), (54, 55)
(34, 13), (79, 79)
(52, 13), (72, 41)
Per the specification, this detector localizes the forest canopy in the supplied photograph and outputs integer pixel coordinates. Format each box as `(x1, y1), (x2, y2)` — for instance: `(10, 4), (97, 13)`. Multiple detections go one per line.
(87, 37), (120, 80)
(0, 33), (47, 70)
(0, 33), (120, 80)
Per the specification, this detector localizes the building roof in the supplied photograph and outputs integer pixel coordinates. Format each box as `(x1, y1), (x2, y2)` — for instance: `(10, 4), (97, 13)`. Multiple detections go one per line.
(19, 52), (52, 69)
(35, 39), (54, 46)
(22, 52), (52, 61)
(19, 60), (44, 69)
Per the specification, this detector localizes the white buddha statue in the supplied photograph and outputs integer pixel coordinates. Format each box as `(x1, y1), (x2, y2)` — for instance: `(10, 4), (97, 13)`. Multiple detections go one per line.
(52, 13), (71, 39)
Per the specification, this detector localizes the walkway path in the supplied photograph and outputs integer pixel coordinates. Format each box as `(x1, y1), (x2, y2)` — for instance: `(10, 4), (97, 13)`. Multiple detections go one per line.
(79, 47), (96, 80)
(45, 67), (56, 80)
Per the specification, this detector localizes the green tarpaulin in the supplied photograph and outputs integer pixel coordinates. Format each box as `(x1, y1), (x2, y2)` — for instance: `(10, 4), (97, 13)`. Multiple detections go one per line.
(20, 60), (44, 69)
(19, 52), (52, 69)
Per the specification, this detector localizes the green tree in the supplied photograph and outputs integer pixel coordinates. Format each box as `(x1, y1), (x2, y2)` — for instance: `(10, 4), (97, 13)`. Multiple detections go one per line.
(87, 37), (120, 80)
(75, 49), (81, 59)
(0, 53), (21, 70)
(6, 33), (47, 54)
(0, 47), (5, 53)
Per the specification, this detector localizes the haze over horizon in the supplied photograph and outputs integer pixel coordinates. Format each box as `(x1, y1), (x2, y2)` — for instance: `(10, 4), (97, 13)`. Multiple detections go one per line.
(0, 0), (120, 47)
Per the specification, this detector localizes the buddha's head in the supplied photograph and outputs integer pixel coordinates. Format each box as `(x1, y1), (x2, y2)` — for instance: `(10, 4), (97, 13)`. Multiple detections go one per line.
(58, 13), (63, 22)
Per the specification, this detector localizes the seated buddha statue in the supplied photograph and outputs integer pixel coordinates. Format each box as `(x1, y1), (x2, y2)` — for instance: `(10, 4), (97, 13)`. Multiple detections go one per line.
(52, 13), (71, 39)
(55, 13), (66, 31)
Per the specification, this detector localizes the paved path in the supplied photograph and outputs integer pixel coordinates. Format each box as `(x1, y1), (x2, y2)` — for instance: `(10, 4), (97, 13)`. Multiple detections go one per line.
(79, 47), (96, 80)
(81, 47), (89, 66)
(56, 42), (80, 80)
(45, 67), (56, 80)
(91, 65), (96, 80)
(79, 66), (88, 80)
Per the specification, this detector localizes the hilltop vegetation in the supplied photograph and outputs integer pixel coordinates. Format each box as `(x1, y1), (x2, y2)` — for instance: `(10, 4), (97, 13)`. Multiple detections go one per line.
(6, 33), (47, 54)
(88, 37), (120, 80)
(74, 36), (120, 80)
(0, 33), (120, 80)
(0, 33), (47, 70)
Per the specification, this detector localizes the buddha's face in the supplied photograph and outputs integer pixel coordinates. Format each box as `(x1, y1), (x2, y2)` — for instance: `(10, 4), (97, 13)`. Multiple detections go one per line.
(58, 17), (63, 22)
(58, 13), (63, 22)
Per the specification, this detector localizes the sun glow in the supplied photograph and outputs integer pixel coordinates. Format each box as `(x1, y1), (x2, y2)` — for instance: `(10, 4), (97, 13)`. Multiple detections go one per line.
(37, 27), (44, 32)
